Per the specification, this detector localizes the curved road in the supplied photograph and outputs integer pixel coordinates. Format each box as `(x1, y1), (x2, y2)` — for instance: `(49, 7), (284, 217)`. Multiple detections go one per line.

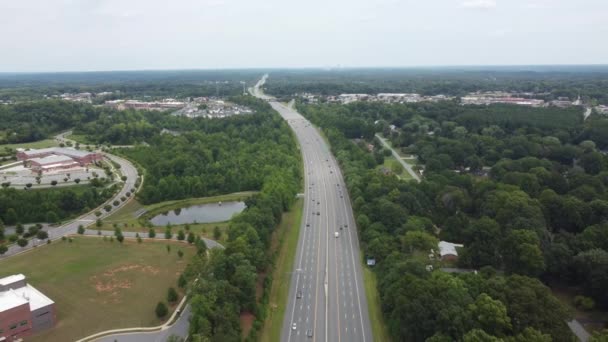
(253, 76), (373, 342)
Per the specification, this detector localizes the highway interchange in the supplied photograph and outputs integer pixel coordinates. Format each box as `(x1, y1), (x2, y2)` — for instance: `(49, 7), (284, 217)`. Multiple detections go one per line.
(253, 76), (372, 342)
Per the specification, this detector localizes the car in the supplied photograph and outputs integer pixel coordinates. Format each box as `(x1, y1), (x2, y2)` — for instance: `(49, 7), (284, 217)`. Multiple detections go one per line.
(306, 223), (310, 227)
(292, 323), (297, 330)
(307, 329), (314, 338)
(317, 201), (320, 205)
(335, 232), (339, 238)
(317, 212), (320, 216)
(297, 290), (302, 298)
(340, 226), (343, 230)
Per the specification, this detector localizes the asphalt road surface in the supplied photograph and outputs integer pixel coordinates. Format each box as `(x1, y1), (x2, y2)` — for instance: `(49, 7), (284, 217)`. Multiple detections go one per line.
(95, 304), (192, 342)
(253, 79), (372, 341)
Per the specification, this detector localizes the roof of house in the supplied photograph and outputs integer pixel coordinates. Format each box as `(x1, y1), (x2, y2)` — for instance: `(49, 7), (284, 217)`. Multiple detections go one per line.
(0, 274), (54, 312)
(439, 241), (464, 257)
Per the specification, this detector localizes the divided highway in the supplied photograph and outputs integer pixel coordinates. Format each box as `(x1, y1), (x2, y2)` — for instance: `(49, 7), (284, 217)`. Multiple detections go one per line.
(253, 76), (372, 342)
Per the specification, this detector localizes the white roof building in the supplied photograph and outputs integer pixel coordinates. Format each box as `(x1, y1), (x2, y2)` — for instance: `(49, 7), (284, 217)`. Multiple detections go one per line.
(439, 241), (464, 259)
(0, 274), (55, 312)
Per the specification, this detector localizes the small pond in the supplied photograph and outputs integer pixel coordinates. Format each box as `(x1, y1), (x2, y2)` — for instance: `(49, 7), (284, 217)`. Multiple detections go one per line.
(150, 201), (246, 226)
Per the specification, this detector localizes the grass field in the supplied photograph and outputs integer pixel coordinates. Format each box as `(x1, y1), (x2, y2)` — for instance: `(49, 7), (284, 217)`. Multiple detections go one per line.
(258, 198), (304, 342)
(0, 237), (194, 342)
(381, 156), (413, 181)
(363, 268), (392, 342)
(0, 139), (58, 151)
(67, 133), (96, 145)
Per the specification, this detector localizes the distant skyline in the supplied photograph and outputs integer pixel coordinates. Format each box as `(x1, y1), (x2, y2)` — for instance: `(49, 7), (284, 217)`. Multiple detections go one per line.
(1, 0), (607, 72)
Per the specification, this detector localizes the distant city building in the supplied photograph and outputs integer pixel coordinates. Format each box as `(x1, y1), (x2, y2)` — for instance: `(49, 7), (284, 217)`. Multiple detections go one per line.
(0, 274), (56, 341)
(438, 241), (464, 261)
(461, 93), (545, 107)
(16, 147), (102, 173)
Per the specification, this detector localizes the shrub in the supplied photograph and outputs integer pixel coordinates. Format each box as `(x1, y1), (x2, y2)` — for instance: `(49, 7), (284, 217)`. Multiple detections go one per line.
(155, 302), (168, 318)
(574, 295), (595, 311)
(167, 287), (178, 303)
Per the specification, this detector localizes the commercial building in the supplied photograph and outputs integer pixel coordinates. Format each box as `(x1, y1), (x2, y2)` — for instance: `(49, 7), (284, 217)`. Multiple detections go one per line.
(0, 275), (56, 341)
(16, 148), (102, 173)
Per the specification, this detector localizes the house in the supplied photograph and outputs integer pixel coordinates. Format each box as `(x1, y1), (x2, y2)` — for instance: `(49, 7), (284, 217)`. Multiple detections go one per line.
(0, 274), (56, 341)
(438, 241), (464, 261)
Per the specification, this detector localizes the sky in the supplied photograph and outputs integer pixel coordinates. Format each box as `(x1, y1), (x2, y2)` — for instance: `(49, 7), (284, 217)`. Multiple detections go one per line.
(1, 0), (607, 72)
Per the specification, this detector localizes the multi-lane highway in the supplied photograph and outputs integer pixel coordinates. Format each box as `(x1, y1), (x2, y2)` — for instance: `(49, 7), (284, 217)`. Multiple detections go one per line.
(253, 76), (372, 342)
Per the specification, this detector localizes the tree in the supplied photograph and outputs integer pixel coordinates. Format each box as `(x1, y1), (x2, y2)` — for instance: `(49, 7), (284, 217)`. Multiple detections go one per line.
(167, 287), (178, 303)
(501, 230), (545, 276)
(155, 301), (168, 318)
(25, 183), (32, 188)
(16, 223), (24, 235)
(177, 250), (184, 259)
(177, 230), (185, 241)
(401, 231), (439, 253)
(17, 238), (28, 247)
(0, 244), (8, 255)
(196, 237), (207, 256)
(74, 178), (81, 184)
(148, 228), (156, 238)
(165, 228), (172, 239)
(4, 208), (18, 225)
(187, 232), (195, 244)
(213, 226), (222, 240)
(178, 274), (187, 288)
(36, 230), (48, 240)
(96, 219), (103, 227)
(46, 211), (59, 224)
(50, 180), (57, 186)
(166, 245), (171, 253)
(116, 234), (124, 243)
(468, 293), (512, 337)
(77, 225), (85, 234)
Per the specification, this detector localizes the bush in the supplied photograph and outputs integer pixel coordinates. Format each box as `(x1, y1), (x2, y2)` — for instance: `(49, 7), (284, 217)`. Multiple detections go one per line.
(0, 244), (8, 255)
(36, 230), (48, 240)
(178, 274), (187, 288)
(167, 287), (178, 303)
(113, 200), (120, 206)
(77, 225), (85, 234)
(17, 238), (28, 247)
(177, 230), (185, 241)
(155, 302), (168, 318)
(148, 228), (156, 238)
(104, 205), (112, 212)
(574, 295), (595, 311)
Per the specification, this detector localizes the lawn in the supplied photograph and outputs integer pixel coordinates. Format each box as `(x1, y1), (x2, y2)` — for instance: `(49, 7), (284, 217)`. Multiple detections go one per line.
(363, 268), (392, 342)
(0, 139), (58, 151)
(380, 156), (413, 181)
(258, 198), (304, 342)
(0, 237), (194, 342)
(67, 133), (96, 145)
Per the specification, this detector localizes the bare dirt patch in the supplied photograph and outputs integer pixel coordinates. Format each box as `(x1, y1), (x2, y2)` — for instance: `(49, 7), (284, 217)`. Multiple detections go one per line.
(240, 311), (255, 338)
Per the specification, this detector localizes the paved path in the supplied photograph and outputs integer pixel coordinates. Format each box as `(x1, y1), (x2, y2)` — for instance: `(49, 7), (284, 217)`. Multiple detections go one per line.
(375, 133), (421, 182)
(583, 107), (592, 121)
(567, 319), (591, 342)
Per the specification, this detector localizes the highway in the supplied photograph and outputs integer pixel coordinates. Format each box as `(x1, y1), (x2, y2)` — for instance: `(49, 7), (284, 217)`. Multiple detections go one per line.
(253, 76), (372, 342)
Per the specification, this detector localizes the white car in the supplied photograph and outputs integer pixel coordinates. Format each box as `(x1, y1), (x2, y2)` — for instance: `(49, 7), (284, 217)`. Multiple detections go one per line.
(292, 323), (297, 330)
(335, 232), (339, 238)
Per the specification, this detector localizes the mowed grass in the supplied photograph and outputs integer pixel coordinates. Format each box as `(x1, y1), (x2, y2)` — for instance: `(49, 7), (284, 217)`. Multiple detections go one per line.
(0, 237), (194, 342)
(363, 268), (392, 342)
(0, 139), (58, 150)
(258, 198), (304, 342)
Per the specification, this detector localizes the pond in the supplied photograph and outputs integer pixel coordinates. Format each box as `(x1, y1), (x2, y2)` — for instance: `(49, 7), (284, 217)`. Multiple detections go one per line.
(150, 201), (246, 226)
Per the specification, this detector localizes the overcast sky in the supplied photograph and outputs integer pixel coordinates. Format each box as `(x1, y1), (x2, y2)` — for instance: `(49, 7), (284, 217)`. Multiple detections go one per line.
(1, 0), (607, 72)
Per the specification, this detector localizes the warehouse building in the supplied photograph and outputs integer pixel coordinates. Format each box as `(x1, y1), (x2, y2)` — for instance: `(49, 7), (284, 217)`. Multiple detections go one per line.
(0, 274), (56, 341)
(16, 147), (102, 173)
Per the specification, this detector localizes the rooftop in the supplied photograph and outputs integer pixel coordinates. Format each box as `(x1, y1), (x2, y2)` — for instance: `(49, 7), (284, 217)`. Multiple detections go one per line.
(21, 147), (96, 158)
(29, 154), (76, 165)
(439, 241), (464, 257)
(0, 274), (54, 312)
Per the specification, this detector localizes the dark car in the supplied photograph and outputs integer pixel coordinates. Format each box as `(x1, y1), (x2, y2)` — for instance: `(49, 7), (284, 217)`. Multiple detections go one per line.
(297, 290), (303, 299)
(307, 329), (314, 338)
(317, 212), (320, 216)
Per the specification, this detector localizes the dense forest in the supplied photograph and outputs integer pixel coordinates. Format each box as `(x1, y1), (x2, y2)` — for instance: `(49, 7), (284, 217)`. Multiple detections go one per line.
(0, 100), (105, 144)
(265, 67), (608, 104)
(0, 185), (114, 226)
(299, 100), (608, 341)
(109, 97), (301, 204)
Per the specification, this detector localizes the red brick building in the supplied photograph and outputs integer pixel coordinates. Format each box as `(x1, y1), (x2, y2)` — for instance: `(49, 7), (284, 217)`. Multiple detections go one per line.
(16, 147), (102, 173)
(0, 275), (56, 341)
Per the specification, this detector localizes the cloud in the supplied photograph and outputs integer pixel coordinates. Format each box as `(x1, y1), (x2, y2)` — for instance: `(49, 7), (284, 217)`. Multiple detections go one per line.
(461, 0), (497, 9)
